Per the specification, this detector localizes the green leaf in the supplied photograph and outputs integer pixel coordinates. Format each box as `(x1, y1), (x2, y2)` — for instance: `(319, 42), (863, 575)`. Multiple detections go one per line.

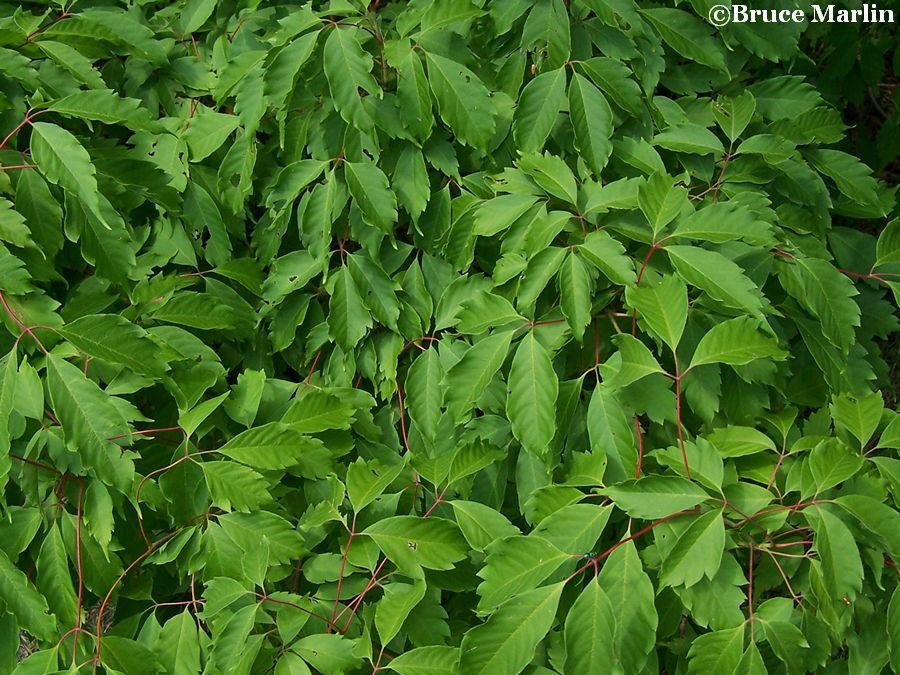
(625, 275), (688, 350)
(35, 523), (77, 629)
(344, 161), (398, 234)
(386, 646), (459, 675)
(806, 149), (881, 207)
(364, 516), (468, 573)
(46, 89), (160, 131)
(293, 634), (362, 673)
(807, 504), (863, 602)
(834, 494), (900, 560)
(477, 535), (568, 611)
(30, 122), (107, 228)
(666, 245), (765, 317)
(578, 57), (643, 115)
(376, 579), (426, 645)
(578, 230), (636, 286)
(779, 257), (861, 355)
(707, 426), (776, 458)
(459, 582), (564, 675)
(830, 391), (883, 448)
(659, 509), (725, 588)
(568, 72), (613, 174)
(0, 549), (55, 641)
(58, 314), (167, 376)
(604, 477), (708, 520)
(327, 266), (373, 351)
(672, 202), (773, 247)
(640, 8), (727, 72)
(653, 124), (725, 156)
(689, 317), (786, 368)
(514, 67), (566, 154)
(687, 626), (744, 674)
(713, 92), (756, 142)
(443, 331), (513, 422)
(217, 422), (325, 470)
(47, 354), (133, 489)
(451, 501), (520, 552)
(563, 578), (615, 674)
(405, 348), (444, 440)
(507, 332), (558, 456)
(346, 456), (406, 513)
(474, 194), (539, 237)
(0, 351), (16, 485)
(587, 385), (636, 482)
(158, 611), (201, 675)
(597, 541), (657, 672)
(323, 26), (380, 130)
(605, 334), (664, 388)
(389, 45), (434, 143)
(638, 172), (688, 237)
(558, 252), (593, 341)
(425, 51), (496, 150)
(518, 151), (578, 205)
(807, 439), (863, 494)
(202, 461), (271, 512)
(183, 182), (231, 266)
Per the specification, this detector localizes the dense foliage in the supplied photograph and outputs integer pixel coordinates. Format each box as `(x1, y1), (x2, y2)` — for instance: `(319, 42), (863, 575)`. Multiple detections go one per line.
(1, 0), (899, 673)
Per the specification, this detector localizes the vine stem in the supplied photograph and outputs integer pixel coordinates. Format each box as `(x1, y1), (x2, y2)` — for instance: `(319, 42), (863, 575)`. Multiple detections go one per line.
(0, 290), (49, 353)
(672, 352), (691, 480)
(329, 515), (357, 632)
(748, 544), (755, 640)
(73, 479), (85, 663)
(566, 507), (700, 581)
(92, 529), (187, 671)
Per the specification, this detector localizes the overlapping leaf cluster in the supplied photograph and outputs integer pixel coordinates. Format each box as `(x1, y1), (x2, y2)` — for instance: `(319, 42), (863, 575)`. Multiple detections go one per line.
(0, 0), (899, 673)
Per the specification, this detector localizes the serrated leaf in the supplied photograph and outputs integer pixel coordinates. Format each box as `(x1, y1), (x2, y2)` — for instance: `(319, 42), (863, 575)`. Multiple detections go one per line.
(324, 26), (380, 130)
(604, 476), (708, 519)
(47, 354), (133, 489)
(459, 582), (564, 675)
(443, 331), (513, 422)
(507, 332), (558, 456)
(563, 579), (615, 674)
(625, 275), (688, 350)
(568, 72), (613, 174)
(425, 52), (496, 150)
(659, 509), (725, 588)
(667, 245), (765, 316)
(31, 122), (107, 228)
(344, 161), (398, 234)
(689, 317), (786, 368)
(328, 266), (372, 351)
(217, 422), (325, 470)
(364, 516), (468, 572)
(514, 67), (566, 153)
(779, 257), (861, 355)
(558, 252), (593, 341)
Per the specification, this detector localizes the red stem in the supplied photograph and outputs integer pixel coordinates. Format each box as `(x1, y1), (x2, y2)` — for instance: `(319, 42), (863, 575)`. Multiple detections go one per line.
(329, 516), (356, 632)
(567, 507), (699, 581)
(0, 290), (48, 353)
